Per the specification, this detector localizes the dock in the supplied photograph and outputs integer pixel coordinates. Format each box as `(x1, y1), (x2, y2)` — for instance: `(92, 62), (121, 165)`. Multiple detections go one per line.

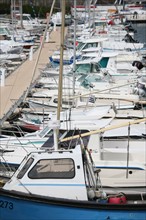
(0, 27), (63, 126)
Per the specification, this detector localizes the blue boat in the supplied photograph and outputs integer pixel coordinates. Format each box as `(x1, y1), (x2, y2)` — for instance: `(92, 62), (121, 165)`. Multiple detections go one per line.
(49, 55), (81, 65)
(0, 144), (146, 220)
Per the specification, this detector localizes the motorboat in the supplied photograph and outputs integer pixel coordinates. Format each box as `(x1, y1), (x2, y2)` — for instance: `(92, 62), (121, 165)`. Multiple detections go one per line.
(0, 137), (146, 220)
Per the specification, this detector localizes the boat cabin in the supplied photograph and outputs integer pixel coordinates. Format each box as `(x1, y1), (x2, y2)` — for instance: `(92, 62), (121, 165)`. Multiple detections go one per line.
(76, 38), (108, 54)
(3, 145), (98, 201)
(15, 13), (43, 30)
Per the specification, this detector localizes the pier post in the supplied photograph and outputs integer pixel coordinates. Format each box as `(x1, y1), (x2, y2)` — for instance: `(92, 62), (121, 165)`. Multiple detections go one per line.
(0, 68), (6, 87)
(29, 46), (33, 61)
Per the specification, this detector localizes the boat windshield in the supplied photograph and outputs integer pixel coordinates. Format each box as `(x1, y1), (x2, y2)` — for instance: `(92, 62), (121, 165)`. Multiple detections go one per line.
(38, 126), (53, 138)
(75, 63), (90, 74)
(17, 157), (34, 179)
(99, 57), (109, 68)
(22, 15), (31, 21)
(76, 42), (84, 51)
(0, 27), (11, 36)
(83, 42), (98, 50)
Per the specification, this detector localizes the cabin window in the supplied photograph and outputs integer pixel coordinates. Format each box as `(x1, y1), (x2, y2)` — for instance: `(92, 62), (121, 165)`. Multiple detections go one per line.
(28, 158), (75, 179)
(62, 100), (73, 105)
(53, 98), (73, 106)
(84, 42), (97, 49)
(84, 43), (92, 49)
(17, 158), (34, 179)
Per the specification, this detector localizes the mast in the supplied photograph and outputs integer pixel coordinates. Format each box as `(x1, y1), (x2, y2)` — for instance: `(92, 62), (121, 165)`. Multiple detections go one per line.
(11, 0), (14, 27)
(93, 0), (98, 28)
(57, 0), (66, 121)
(11, 0), (23, 28)
(88, 0), (92, 28)
(72, 0), (77, 96)
(53, 0), (65, 150)
(19, 0), (23, 29)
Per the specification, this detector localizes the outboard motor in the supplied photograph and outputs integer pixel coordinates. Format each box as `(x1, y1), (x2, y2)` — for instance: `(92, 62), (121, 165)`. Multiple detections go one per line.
(123, 34), (138, 43)
(133, 87), (146, 97)
(133, 77), (146, 97)
(124, 24), (137, 33)
(132, 61), (144, 70)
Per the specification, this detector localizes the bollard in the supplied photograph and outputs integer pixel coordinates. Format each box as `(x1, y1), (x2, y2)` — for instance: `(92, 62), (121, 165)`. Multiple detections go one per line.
(0, 67), (6, 87)
(29, 46), (33, 61)
(45, 31), (50, 43)
(54, 19), (56, 31)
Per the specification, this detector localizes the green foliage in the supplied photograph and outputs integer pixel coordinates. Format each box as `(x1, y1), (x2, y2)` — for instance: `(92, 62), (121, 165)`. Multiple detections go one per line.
(37, 6), (50, 18)
(0, 3), (50, 18)
(0, 3), (10, 14)
(23, 5), (34, 16)
(0, 1), (115, 17)
(23, 5), (51, 18)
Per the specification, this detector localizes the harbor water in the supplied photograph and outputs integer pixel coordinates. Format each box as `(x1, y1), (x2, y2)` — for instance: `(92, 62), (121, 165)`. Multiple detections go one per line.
(133, 23), (146, 45)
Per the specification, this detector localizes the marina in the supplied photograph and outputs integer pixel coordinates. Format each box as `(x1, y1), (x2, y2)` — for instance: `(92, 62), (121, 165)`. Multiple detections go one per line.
(0, 0), (146, 219)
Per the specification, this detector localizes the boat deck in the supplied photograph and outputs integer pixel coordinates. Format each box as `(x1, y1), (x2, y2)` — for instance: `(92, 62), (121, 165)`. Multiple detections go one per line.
(0, 27), (63, 125)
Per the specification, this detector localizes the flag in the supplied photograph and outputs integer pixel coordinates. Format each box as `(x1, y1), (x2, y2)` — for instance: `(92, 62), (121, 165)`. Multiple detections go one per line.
(88, 95), (95, 103)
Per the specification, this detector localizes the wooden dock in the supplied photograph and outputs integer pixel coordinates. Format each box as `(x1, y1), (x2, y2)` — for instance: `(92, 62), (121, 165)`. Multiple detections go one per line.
(0, 27), (63, 125)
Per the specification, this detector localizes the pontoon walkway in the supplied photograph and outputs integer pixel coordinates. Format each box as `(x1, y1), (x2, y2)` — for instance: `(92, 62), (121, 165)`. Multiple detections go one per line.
(0, 27), (63, 126)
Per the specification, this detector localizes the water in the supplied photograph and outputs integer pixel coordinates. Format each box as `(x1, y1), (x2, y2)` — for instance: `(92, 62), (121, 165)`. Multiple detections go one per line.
(132, 23), (146, 45)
